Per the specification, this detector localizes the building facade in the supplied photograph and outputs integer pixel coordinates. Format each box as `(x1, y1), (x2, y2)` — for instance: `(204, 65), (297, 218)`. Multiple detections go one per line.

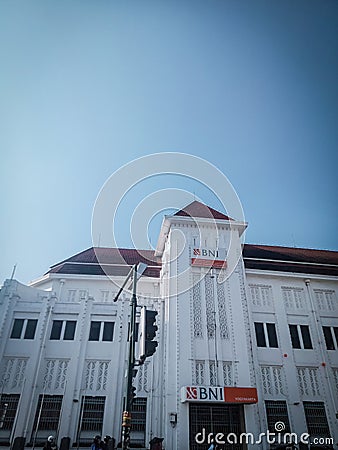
(0, 201), (337, 449)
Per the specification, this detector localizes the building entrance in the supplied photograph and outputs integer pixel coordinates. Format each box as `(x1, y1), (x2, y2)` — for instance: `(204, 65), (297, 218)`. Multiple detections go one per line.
(189, 403), (246, 450)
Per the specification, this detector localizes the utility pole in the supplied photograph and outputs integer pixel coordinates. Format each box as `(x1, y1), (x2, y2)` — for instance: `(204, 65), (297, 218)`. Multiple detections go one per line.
(121, 265), (137, 450)
(114, 263), (147, 450)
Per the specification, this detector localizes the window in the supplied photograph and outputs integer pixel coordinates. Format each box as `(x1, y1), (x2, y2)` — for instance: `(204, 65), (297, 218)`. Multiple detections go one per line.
(64, 321), (76, 340)
(50, 320), (76, 340)
(89, 321), (114, 342)
(79, 396), (105, 432)
(10, 319), (37, 340)
(32, 395), (63, 432)
(24, 320), (37, 339)
(50, 321), (63, 340)
(10, 319), (24, 339)
(131, 398), (147, 432)
(322, 326), (338, 350)
(289, 325), (313, 349)
(265, 401), (290, 433)
(131, 398), (147, 447)
(254, 322), (278, 348)
(0, 394), (20, 430)
(89, 322), (101, 341)
(102, 322), (114, 342)
(303, 402), (330, 436)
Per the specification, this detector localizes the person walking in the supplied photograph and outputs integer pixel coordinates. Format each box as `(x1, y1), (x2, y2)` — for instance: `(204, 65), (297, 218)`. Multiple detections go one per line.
(43, 436), (57, 450)
(100, 435), (111, 450)
(91, 435), (101, 450)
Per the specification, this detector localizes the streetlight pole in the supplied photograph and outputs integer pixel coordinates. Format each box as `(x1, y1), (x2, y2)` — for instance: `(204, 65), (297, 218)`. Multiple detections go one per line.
(114, 263), (147, 450)
(121, 265), (137, 450)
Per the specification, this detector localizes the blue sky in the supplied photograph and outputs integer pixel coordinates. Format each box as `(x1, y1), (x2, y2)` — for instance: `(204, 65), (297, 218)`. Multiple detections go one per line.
(1, 0), (337, 284)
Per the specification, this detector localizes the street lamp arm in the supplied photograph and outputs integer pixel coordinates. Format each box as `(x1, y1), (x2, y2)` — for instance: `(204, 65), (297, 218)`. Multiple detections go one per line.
(113, 265), (135, 302)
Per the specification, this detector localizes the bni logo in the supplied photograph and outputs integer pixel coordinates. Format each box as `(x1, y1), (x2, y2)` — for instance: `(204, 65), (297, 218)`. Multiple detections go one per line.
(193, 248), (219, 257)
(186, 387), (197, 400)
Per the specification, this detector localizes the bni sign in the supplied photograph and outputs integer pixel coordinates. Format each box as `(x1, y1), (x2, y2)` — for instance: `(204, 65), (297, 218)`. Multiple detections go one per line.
(181, 386), (258, 404)
(191, 248), (227, 269)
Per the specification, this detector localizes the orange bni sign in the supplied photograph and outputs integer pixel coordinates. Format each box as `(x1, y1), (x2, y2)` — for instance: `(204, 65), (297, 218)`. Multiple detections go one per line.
(191, 258), (227, 268)
(224, 387), (258, 404)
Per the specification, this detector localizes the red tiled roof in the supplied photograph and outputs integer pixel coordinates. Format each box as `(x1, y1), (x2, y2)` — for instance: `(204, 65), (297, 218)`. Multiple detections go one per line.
(48, 247), (161, 277)
(174, 201), (233, 221)
(47, 244), (338, 277)
(243, 244), (338, 276)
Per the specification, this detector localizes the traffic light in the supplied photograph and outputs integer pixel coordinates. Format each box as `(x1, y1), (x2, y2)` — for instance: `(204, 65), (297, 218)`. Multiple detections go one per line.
(139, 308), (158, 364)
(129, 384), (137, 404)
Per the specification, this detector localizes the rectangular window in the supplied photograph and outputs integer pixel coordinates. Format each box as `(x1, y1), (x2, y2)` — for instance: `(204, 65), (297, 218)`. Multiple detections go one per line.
(322, 326), (338, 350)
(102, 322), (114, 342)
(289, 325), (301, 348)
(300, 325), (313, 349)
(50, 321), (63, 340)
(266, 323), (278, 348)
(50, 320), (77, 340)
(255, 322), (266, 347)
(89, 322), (101, 341)
(64, 321), (76, 340)
(89, 321), (115, 342)
(303, 402), (330, 436)
(0, 394), (20, 431)
(255, 322), (278, 348)
(79, 396), (105, 432)
(10, 319), (24, 339)
(32, 395), (63, 431)
(289, 325), (313, 349)
(131, 397), (147, 447)
(24, 319), (37, 339)
(265, 401), (290, 433)
(131, 397), (147, 432)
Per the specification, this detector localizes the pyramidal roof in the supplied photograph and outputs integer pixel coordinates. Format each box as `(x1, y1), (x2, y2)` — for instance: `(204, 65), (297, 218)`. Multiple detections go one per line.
(174, 200), (233, 221)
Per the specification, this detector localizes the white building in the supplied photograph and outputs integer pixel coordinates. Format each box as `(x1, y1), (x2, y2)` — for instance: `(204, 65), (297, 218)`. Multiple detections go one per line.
(0, 201), (337, 450)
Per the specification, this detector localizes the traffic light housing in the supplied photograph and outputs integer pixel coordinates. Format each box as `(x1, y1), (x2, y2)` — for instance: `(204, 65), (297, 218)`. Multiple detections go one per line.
(129, 384), (137, 404)
(139, 308), (158, 364)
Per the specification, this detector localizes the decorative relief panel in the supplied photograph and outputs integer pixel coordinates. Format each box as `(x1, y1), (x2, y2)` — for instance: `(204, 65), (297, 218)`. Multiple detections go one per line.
(261, 366), (285, 396)
(297, 367), (320, 397)
(192, 275), (203, 338)
(209, 361), (217, 386)
(205, 276), (215, 338)
(332, 368), (338, 395)
(137, 361), (150, 392)
(195, 361), (205, 385)
(249, 285), (273, 308)
(314, 290), (336, 311)
(84, 360), (109, 391)
(222, 362), (233, 386)
(216, 282), (229, 339)
(282, 287), (305, 310)
(2, 358), (27, 390)
(44, 359), (69, 391)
